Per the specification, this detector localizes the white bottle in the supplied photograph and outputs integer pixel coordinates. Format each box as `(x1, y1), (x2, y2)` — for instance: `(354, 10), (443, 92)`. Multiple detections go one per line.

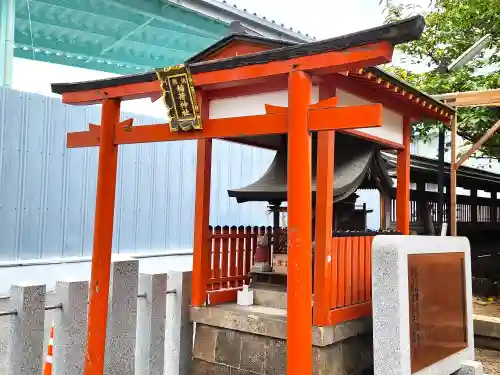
(237, 284), (254, 306)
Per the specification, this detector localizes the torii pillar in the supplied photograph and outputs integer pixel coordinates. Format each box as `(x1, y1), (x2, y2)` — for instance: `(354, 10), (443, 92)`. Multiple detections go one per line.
(287, 70), (314, 375)
(262, 78), (384, 374)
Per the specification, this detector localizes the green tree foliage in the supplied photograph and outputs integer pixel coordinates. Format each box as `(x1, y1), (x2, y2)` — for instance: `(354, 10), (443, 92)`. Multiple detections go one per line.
(380, 0), (500, 159)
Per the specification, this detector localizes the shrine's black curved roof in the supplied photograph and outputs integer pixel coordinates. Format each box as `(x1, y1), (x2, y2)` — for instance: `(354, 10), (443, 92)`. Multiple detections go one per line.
(228, 133), (393, 203)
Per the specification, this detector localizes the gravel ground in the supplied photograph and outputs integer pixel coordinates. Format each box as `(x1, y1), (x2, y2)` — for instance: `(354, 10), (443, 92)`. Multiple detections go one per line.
(473, 297), (500, 374)
(474, 296), (500, 318)
(476, 349), (500, 375)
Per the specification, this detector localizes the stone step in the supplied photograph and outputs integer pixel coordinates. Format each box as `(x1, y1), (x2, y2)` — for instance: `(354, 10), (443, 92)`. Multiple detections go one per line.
(473, 314), (500, 351)
(474, 314), (500, 339)
(251, 284), (287, 310)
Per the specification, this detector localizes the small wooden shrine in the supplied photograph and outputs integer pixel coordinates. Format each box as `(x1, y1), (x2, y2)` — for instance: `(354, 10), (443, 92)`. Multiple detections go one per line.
(228, 132), (389, 229)
(226, 131), (392, 282)
(51, 15), (455, 375)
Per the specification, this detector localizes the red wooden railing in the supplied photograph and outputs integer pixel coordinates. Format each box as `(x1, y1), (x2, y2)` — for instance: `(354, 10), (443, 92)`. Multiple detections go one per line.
(328, 234), (374, 324)
(204, 227), (393, 327)
(205, 226), (275, 305)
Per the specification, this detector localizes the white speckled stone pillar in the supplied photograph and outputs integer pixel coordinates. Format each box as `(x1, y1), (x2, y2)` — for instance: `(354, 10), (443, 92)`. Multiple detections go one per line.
(7, 283), (46, 375)
(165, 271), (193, 375)
(53, 280), (89, 375)
(136, 273), (167, 375)
(104, 260), (139, 375)
(372, 235), (474, 375)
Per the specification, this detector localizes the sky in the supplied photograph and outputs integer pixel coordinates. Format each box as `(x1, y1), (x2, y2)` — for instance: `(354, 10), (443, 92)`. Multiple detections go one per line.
(11, 0), (432, 117)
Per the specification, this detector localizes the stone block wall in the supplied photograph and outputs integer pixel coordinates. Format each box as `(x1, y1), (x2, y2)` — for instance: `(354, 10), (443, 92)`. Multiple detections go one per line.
(191, 323), (373, 375)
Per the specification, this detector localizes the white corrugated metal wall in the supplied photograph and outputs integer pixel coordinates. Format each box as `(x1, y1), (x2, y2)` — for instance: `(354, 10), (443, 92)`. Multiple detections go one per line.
(0, 87), (274, 260)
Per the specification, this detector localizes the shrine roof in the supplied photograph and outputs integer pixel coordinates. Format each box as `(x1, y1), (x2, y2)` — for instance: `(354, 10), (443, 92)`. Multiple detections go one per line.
(51, 15), (455, 121)
(228, 133), (393, 204)
(184, 33), (295, 63)
(52, 15), (424, 91)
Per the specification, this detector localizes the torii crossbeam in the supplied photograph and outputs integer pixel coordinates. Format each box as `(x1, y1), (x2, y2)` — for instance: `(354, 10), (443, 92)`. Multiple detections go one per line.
(67, 100), (382, 147)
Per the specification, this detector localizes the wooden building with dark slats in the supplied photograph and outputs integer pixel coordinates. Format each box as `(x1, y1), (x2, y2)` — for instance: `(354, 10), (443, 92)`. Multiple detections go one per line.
(382, 152), (500, 236)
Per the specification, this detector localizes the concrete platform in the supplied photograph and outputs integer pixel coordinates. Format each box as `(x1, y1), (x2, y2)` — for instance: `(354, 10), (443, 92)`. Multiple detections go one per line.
(191, 303), (371, 347)
(474, 314), (500, 351)
(190, 300), (373, 375)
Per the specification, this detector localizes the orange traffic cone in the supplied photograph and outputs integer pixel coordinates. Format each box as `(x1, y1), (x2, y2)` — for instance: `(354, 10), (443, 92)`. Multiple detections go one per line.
(43, 324), (54, 375)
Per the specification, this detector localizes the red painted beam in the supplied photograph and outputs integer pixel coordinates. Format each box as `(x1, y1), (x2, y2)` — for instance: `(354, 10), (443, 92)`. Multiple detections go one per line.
(193, 42), (394, 87)
(67, 104), (382, 148)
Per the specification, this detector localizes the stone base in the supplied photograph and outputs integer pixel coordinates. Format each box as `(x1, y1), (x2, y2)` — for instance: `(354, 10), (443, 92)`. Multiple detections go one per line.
(251, 263), (271, 273)
(454, 360), (484, 375)
(190, 304), (373, 375)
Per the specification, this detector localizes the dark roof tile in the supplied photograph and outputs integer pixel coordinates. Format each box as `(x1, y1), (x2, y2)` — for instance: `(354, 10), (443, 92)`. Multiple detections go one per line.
(51, 15), (424, 94)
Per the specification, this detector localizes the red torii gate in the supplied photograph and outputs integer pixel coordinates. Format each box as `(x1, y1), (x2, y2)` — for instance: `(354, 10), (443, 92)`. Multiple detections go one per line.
(50, 15), (453, 375)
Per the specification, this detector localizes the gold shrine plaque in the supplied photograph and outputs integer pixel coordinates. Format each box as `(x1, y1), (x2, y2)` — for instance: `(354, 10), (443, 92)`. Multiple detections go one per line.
(408, 252), (467, 373)
(155, 65), (202, 132)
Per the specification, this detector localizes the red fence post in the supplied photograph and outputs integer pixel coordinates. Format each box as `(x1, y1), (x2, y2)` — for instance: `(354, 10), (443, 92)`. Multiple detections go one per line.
(229, 226), (237, 288)
(331, 237), (339, 309)
(244, 226), (252, 276)
(221, 226), (230, 289)
(237, 226), (245, 286)
(212, 226), (222, 290)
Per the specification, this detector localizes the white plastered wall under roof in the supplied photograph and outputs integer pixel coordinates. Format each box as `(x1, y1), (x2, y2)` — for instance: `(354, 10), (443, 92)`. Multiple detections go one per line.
(337, 88), (404, 146)
(208, 87), (404, 147)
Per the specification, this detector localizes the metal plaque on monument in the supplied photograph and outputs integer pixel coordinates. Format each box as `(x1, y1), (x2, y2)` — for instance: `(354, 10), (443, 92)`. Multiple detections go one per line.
(408, 252), (468, 373)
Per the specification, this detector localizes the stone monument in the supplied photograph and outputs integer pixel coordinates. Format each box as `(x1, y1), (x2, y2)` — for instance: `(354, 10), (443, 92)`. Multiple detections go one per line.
(372, 235), (482, 375)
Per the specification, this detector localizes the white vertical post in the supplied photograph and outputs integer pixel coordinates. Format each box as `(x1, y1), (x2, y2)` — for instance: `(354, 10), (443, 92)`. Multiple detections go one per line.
(7, 283), (46, 375)
(53, 280), (89, 375)
(136, 273), (167, 375)
(0, 0), (15, 87)
(165, 271), (192, 375)
(105, 259), (139, 375)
